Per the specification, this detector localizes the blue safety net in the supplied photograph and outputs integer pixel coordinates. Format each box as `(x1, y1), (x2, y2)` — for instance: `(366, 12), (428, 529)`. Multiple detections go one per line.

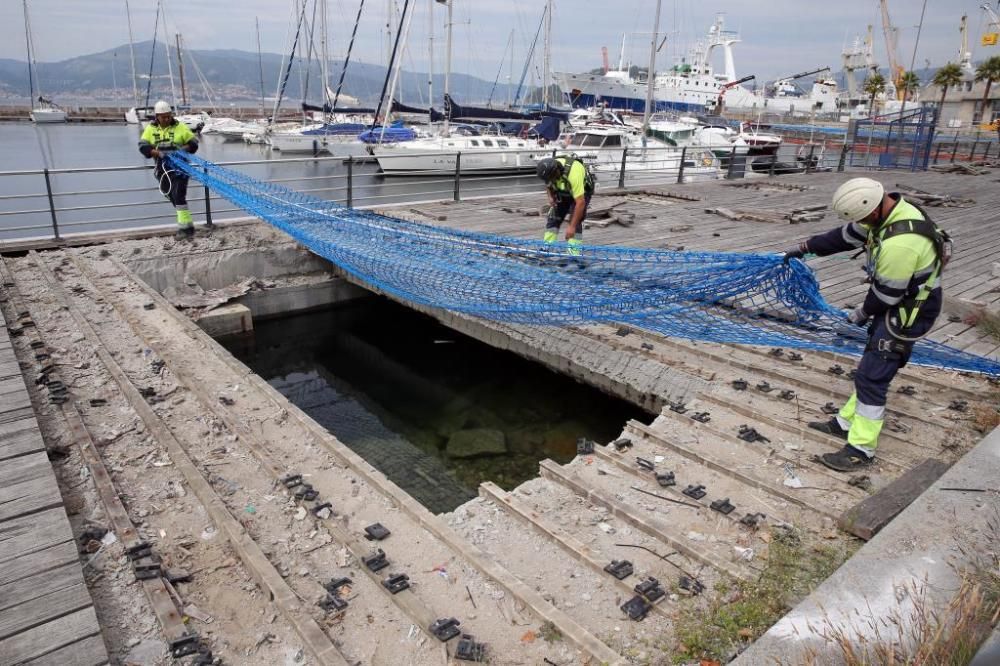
(165, 152), (1000, 377)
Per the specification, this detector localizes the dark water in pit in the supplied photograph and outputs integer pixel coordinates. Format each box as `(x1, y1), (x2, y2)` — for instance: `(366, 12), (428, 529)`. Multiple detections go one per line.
(222, 297), (649, 513)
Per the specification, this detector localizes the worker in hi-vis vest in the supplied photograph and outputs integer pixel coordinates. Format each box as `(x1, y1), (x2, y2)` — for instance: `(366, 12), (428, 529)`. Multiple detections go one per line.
(535, 156), (594, 256)
(783, 177), (950, 472)
(138, 101), (201, 240)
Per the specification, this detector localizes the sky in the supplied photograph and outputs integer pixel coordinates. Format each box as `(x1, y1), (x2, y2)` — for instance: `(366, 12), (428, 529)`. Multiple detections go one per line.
(4, 0), (1000, 83)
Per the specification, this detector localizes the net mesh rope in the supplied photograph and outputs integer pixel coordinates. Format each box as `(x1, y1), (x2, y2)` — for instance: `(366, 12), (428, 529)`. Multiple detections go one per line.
(166, 152), (1000, 377)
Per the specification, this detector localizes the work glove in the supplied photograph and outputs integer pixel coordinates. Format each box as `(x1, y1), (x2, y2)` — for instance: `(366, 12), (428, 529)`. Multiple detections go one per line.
(782, 243), (808, 264)
(847, 307), (869, 326)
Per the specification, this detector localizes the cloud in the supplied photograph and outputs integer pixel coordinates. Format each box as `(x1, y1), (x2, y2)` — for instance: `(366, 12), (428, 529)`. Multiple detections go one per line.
(3, 0), (996, 84)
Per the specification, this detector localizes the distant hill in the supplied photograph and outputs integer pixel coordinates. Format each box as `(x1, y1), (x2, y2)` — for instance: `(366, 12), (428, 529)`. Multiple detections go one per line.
(0, 41), (535, 107)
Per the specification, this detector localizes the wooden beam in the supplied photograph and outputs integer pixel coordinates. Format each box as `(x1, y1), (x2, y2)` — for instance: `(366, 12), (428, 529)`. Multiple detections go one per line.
(839, 458), (950, 540)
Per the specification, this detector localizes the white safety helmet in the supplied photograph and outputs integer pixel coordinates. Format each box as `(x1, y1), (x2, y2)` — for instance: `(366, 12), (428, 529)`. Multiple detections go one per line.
(153, 100), (172, 115)
(831, 177), (885, 223)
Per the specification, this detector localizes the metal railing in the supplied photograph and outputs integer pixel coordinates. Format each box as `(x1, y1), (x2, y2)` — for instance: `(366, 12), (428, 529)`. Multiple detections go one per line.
(0, 140), (883, 243)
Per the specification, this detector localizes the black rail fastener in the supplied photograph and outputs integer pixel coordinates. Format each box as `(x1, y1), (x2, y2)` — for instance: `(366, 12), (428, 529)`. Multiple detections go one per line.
(732, 379), (748, 391)
(690, 411), (711, 423)
(682, 484), (707, 500)
(636, 457), (656, 471)
(756, 381), (773, 393)
(620, 595), (652, 621)
(312, 502), (333, 516)
(166, 569), (193, 584)
(740, 512), (766, 529)
(788, 352), (803, 361)
(679, 575), (705, 596)
(778, 390), (796, 401)
(821, 402), (839, 415)
(382, 573), (411, 594)
(133, 556), (162, 580)
(325, 577), (353, 595)
(363, 549), (390, 572)
(738, 425), (771, 444)
(89, 398), (108, 407)
(576, 438), (595, 455)
(294, 484), (317, 501)
(364, 523), (391, 541)
(640, 342), (654, 351)
(169, 635), (201, 659)
(634, 577), (665, 603)
(896, 385), (917, 396)
(827, 364), (845, 376)
(455, 634), (488, 662)
(34, 352), (51, 362)
(668, 400), (688, 414)
(125, 541), (153, 560)
(949, 400), (968, 413)
(710, 498), (736, 515)
(429, 617), (462, 642)
(281, 473), (303, 488)
(29, 340), (45, 349)
(846, 369), (856, 380)
(603, 559), (634, 580)
(768, 348), (784, 357)
(319, 594), (348, 612)
(615, 326), (631, 337)
(655, 471), (676, 487)
(612, 437), (633, 451)
(143, 302), (156, 310)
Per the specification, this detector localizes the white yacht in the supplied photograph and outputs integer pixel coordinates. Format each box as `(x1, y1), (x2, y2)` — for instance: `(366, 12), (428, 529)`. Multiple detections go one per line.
(30, 101), (67, 124)
(22, 0), (67, 124)
(373, 133), (547, 175)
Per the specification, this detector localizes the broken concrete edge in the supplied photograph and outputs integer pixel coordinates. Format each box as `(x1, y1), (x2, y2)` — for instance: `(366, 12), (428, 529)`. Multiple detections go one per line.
(104, 255), (626, 666)
(734, 422), (1000, 665)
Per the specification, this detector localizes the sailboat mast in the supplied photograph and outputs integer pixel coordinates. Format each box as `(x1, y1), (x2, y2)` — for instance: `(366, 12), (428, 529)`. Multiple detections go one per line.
(175, 34), (188, 107)
(542, 0), (551, 107)
(124, 0), (140, 108)
(427, 0), (434, 124)
(642, 0), (662, 132)
(320, 0), (330, 115)
(160, 1), (177, 106)
(256, 17), (266, 116)
(443, 0), (452, 135)
(22, 0), (36, 104)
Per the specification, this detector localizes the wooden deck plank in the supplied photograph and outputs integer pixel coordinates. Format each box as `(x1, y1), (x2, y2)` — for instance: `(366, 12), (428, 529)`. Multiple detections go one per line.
(0, 561), (84, 614)
(0, 606), (102, 665)
(0, 579), (94, 642)
(0, 541), (79, 587)
(0, 422), (45, 461)
(839, 458), (950, 540)
(0, 475), (63, 523)
(20, 634), (109, 666)
(0, 506), (74, 564)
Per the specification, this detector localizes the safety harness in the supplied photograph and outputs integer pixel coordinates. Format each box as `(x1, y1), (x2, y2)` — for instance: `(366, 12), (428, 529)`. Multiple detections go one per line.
(867, 202), (952, 335)
(553, 154), (595, 196)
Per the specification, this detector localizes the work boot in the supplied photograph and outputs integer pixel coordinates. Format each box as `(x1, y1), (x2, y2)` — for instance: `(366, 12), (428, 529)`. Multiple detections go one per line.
(174, 226), (194, 241)
(820, 444), (875, 473)
(808, 417), (849, 441)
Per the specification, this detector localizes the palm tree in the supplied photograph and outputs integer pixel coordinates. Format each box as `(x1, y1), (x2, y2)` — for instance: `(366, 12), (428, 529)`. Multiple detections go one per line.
(899, 71), (921, 104)
(863, 73), (886, 117)
(974, 55), (1000, 123)
(932, 63), (964, 111)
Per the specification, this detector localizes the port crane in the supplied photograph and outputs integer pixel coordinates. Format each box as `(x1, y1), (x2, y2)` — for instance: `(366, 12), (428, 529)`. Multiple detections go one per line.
(984, 2), (1000, 46)
(712, 74), (755, 114)
(879, 0), (904, 100)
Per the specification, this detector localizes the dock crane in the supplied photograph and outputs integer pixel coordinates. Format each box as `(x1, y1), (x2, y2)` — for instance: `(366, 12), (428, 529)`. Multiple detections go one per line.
(770, 66), (831, 94)
(879, 0), (904, 100)
(984, 2), (1000, 46)
(713, 74), (755, 115)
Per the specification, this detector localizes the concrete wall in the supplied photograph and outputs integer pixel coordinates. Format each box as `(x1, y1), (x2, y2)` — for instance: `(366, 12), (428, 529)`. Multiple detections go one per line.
(736, 424), (1000, 664)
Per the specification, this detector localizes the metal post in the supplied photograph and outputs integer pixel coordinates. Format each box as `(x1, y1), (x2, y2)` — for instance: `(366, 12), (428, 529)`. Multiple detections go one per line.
(202, 166), (213, 227)
(985, 141), (994, 161)
(453, 152), (461, 202)
(951, 141), (959, 163)
(676, 147), (687, 184)
(618, 149), (628, 189)
(933, 144), (943, 164)
(346, 158), (353, 207)
(725, 146), (736, 179)
(42, 169), (60, 240)
(969, 139), (979, 161)
(805, 144), (816, 174)
(837, 143), (849, 172)
(768, 151), (777, 177)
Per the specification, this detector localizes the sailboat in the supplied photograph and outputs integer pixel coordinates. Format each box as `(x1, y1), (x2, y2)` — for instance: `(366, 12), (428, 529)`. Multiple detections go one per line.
(22, 0), (67, 123)
(371, 0), (548, 176)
